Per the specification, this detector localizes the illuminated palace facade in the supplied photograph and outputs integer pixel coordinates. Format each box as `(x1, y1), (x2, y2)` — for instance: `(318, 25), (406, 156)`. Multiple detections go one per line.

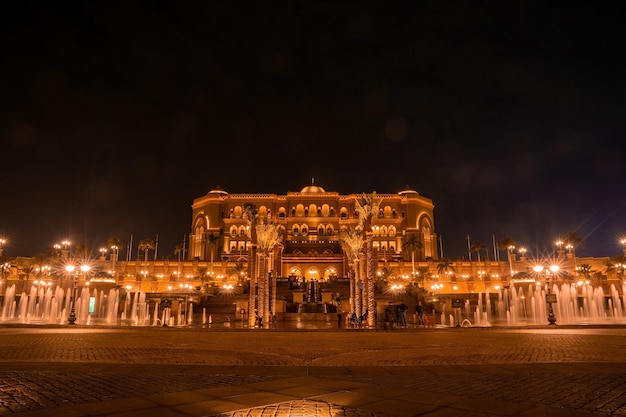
(187, 182), (438, 281)
(92, 182), (620, 295)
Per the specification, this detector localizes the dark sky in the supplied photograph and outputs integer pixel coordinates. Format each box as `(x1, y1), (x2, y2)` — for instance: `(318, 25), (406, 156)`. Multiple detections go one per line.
(1, 1), (625, 260)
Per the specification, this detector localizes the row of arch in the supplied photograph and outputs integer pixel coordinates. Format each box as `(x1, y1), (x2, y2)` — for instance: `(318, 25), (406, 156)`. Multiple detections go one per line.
(288, 266), (339, 280)
(227, 204), (404, 220)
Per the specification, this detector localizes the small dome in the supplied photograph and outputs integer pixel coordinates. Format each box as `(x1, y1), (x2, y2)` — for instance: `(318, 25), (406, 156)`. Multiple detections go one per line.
(398, 185), (418, 196)
(300, 178), (325, 193)
(208, 185), (228, 195)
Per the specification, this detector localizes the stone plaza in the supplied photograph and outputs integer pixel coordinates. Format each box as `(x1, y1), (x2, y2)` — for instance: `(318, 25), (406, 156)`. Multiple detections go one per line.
(1, 323), (626, 416)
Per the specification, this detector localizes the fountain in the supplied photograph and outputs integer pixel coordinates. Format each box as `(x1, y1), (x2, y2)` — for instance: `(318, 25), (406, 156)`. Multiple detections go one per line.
(2, 281), (626, 327)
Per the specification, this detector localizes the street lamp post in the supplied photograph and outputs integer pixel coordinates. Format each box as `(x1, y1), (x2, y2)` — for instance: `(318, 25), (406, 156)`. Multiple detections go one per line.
(66, 265), (77, 324)
(67, 264), (90, 325)
(534, 264), (559, 325)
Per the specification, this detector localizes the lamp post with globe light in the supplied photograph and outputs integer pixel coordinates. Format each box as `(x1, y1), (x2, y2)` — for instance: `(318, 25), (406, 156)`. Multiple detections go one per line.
(66, 263), (90, 325)
(534, 264), (559, 325)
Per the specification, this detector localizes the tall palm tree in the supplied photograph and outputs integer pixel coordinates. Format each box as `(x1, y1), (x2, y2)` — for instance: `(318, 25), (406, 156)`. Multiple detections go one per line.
(138, 238), (155, 262)
(254, 219), (282, 327)
(204, 233), (220, 274)
(243, 204), (259, 327)
(339, 227), (364, 316)
(355, 192), (382, 327)
(402, 233), (423, 277)
(498, 237), (517, 277)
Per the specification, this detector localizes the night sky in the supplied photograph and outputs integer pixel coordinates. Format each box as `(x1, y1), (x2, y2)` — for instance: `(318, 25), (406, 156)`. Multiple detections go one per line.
(2, 1), (625, 260)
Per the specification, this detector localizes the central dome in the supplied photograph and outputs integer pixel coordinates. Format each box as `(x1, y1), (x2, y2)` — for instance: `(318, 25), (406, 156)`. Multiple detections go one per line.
(300, 178), (325, 193)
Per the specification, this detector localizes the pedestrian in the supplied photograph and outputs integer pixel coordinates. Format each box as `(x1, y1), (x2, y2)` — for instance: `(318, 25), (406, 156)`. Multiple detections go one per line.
(336, 298), (343, 328)
(398, 302), (408, 328)
(416, 301), (425, 327)
(383, 305), (393, 330)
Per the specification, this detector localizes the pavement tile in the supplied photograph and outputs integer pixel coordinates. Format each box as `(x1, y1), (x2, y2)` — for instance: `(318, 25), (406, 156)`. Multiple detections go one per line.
(172, 399), (246, 416)
(147, 390), (220, 406)
(364, 398), (439, 416)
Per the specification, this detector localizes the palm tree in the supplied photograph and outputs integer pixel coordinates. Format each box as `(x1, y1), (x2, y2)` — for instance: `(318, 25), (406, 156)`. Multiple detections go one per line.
(107, 236), (122, 274)
(197, 266), (208, 290)
(138, 238), (155, 262)
(228, 260), (248, 285)
(605, 256), (625, 281)
(243, 203), (259, 327)
(402, 233), (423, 277)
(174, 244), (184, 262)
(254, 219), (282, 327)
(564, 232), (585, 273)
(498, 237), (517, 277)
(470, 242), (487, 262)
(204, 233), (220, 274)
(339, 227), (364, 316)
(107, 236), (121, 258)
(16, 261), (35, 293)
(577, 263), (593, 281)
(354, 192), (382, 327)
(415, 266), (431, 288)
(437, 258), (456, 281)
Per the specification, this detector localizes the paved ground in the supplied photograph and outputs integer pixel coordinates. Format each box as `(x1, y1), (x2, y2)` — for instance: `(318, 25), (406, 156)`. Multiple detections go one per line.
(1, 323), (626, 416)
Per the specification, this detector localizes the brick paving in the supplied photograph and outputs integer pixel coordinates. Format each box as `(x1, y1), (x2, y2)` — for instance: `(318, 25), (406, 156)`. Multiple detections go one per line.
(1, 325), (626, 416)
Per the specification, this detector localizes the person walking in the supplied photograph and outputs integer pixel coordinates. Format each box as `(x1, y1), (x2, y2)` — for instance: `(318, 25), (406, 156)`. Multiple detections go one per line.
(398, 302), (408, 328)
(336, 298), (343, 328)
(416, 301), (425, 327)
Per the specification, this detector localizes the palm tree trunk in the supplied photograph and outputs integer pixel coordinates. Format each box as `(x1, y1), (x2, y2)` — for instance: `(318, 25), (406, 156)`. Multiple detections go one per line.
(349, 263), (355, 315)
(360, 252), (367, 321)
(248, 246), (257, 328)
(258, 253), (267, 327)
(366, 234), (375, 327)
(354, 261), (361, 317)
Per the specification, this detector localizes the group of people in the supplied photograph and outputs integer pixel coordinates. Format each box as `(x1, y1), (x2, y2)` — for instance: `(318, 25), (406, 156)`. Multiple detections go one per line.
(383, 301), (427, 329)
(336, 296), (427, 329)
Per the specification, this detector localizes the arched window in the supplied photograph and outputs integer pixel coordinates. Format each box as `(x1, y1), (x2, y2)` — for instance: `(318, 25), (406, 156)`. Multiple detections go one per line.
(326, 225), (333, 235)
(302, 225), (308, 236)
(230, 226), (237, 237)
(318, 225), (324, 235)
(293, 226), (300, 236)
(194, 225), (204, 258)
